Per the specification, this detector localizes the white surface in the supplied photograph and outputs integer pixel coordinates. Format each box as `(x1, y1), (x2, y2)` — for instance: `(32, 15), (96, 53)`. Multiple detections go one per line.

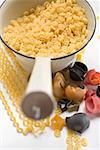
(0, 0), (100, 150)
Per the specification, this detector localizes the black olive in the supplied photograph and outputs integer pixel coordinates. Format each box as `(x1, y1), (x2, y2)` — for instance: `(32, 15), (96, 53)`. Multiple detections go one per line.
(96, 86), (100, 97)
(69, 62), (88, 81)
(57, 99), (71, 112)
(66, 113), (90, 134)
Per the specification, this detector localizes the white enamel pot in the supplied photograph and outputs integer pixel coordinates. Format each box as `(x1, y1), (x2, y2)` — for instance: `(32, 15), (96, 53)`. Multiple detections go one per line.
(0, 0), (96, 120)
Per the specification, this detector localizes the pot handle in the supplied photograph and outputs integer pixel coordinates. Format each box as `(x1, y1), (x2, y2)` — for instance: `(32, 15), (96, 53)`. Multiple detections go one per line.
(21, 57), (54, 120)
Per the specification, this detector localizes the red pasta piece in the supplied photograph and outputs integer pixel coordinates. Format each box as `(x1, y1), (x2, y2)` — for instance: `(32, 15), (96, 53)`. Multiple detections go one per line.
(84, 90), (100, 115)
(84, 69), (100, 85)
(84, 90), (95, 100)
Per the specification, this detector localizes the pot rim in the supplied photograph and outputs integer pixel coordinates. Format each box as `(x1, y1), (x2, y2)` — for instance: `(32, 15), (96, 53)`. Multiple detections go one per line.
(0, 0), (96, 60)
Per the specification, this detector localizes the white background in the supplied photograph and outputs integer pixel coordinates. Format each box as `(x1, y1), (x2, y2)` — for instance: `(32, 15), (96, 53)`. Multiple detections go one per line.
(0, 0), (100, 150)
